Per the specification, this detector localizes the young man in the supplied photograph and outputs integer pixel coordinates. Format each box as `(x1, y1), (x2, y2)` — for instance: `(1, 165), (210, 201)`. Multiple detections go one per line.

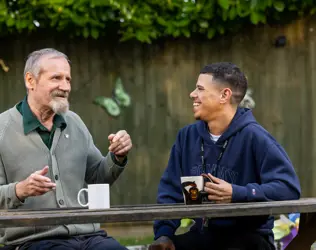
(0, 48), (132, 250)
(150, 62), (301, 250)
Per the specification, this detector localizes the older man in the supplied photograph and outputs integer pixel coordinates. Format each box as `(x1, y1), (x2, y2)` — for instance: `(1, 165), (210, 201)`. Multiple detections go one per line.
(0, 48), (132, 250)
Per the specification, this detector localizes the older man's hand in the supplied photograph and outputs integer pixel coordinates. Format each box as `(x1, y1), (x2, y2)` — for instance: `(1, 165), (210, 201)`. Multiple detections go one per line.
(15, 166), (56, 201)
(108, 130), (132, 160)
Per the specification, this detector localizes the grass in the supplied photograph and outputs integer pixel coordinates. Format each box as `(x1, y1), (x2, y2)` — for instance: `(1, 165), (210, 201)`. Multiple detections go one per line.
(117, 235), (153, 246)
(115, 220), (193, 247)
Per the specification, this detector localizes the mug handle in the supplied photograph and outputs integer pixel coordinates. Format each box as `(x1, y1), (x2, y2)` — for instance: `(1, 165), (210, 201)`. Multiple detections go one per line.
(77, 188), (89, 207)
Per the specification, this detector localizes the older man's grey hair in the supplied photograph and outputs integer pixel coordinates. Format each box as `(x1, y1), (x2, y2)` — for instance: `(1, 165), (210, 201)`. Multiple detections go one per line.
(23, 48), (71, 81)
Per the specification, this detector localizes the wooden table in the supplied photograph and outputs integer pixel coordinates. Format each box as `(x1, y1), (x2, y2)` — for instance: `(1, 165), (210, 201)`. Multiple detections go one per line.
(2, 198), (316, 249)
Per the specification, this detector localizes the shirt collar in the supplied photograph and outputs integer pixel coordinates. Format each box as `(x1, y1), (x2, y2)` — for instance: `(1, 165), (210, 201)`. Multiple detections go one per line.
(17, 96), (67, 135)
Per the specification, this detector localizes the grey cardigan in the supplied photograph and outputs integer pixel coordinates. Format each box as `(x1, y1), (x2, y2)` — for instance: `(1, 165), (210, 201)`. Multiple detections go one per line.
(0, 107), (127, 245)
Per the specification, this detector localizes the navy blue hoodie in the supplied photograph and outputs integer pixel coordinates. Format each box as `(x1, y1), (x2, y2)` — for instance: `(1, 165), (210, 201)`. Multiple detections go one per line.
(153, 108), (301, 244)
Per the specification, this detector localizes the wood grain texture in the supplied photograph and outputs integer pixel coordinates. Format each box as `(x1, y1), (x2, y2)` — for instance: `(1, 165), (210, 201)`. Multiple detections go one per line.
(1, 198), (315, 227)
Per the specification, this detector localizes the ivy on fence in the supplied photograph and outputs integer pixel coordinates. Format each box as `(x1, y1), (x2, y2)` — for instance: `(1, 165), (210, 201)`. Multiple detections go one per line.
(0, 0), (315, 43)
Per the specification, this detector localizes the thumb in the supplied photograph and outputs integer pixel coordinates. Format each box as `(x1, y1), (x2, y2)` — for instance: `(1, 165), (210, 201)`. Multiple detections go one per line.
(208, 173), (221, 184)
(35, 166), (49, 176)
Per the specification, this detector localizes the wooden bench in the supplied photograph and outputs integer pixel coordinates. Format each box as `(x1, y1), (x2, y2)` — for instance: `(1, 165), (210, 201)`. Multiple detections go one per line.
(2, 198), (316, 249)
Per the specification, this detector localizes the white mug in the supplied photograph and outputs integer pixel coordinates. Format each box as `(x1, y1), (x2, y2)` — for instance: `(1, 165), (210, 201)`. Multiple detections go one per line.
(180, 176), (204, 205)
(77, 184), (110, 209)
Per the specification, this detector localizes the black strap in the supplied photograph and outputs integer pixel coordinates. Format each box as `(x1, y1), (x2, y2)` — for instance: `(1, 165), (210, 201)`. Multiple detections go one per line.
(201, 138), (229, 173)
(179, 138), (229, 177)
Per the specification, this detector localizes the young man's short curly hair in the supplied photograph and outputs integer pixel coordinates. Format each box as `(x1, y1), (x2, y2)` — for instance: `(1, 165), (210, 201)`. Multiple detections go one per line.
(200, 62), (248, 105)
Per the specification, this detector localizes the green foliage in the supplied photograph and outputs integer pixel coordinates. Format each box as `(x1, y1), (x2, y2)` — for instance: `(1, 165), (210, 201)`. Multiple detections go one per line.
(0, 0), (315, 43)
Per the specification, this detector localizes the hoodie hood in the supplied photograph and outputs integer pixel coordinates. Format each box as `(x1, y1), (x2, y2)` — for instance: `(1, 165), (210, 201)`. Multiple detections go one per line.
(196, 107), (257, 144)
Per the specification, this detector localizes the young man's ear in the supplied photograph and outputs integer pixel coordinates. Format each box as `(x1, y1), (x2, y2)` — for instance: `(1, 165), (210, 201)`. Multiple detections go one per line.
(25, 72), (36, 91)
(220, 88), (232, 103)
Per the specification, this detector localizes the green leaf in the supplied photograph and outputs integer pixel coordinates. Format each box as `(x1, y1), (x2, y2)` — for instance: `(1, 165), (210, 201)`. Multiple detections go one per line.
(183, 29), (190, 38)
(6, 17), (14, 27)
(217, 25), (225, 34)
(250, 12), (261, 24)
(91, 28), (99, 39)
(0, 0), (314, 44)
(222, 10), (228, 21)
(173, 29), (180, 37)
(175, 19), (190, 28)
(83, 27), (89, 38)
(135, 30), (149, 42)
(236, 3), (250, 17)
(207, 28), (216, 39)
(310, 8), (316, 15)
(156, 16), (167, 26)
(199, 21), (208, 28)
(273, 1), (285, 12)
(229, 8), (237, 20)
(218, 0), (229, 10)
(250, 0), (258, 10)
(289, 4), (297, 11)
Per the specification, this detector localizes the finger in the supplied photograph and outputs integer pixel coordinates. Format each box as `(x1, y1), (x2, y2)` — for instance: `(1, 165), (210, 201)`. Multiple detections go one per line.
(207, 195), (224, 201)
(207, 173), (221, 184)
(204, 186), (221, 196)
(30, 186), (54, 196)
(209, 195), (231, 203)
(109, 136), (130, 152)
(34, 166), (49, 176)
(108, 133), (115, 141)
(205, 182), (222, 191)
(31, 173), (53, 183)
(115, 145), (132, 156)
(31, 179), (56, 189)
(109, 138), (125, 151)
(112, 130), (127, 143)
(215, 198), (231, 204)
(111, 140), (131, 154)
(32, 187), (55, 196)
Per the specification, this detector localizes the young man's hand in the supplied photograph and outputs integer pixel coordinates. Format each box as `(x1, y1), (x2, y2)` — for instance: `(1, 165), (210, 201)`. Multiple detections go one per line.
(204, 173), (233, 203)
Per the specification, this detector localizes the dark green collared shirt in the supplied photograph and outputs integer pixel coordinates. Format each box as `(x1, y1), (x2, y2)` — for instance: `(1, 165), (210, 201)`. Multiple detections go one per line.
(16, 97), (67, 149)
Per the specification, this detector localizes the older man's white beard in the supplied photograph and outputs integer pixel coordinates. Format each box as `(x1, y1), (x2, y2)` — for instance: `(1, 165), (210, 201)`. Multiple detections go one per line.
(49, 98), (69, 115)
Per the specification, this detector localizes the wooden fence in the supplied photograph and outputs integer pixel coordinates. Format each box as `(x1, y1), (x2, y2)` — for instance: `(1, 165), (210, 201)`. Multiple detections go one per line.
(0, 16), (315, 204)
